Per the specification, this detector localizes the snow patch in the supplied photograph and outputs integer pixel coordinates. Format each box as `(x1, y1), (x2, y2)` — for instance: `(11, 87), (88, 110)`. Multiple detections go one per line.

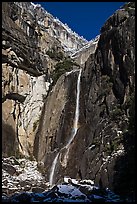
(79, 179), (94, 185)
(57, 184), (87, 199)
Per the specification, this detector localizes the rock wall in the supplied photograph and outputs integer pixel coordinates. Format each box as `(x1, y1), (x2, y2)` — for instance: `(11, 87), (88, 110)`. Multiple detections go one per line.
(71, 35), (100, 65)
(80, 3), (135, 193)
(2, 2), (86, 157)
(2, 2), (48, 156)
(14, 2), (87, 54)
(33, 70), (80, 163)
(33, 2), (135, 198)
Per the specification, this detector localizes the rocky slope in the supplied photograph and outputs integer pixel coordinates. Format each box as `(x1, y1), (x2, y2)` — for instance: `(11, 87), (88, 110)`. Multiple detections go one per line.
(2, 157), (125, 202)
(2, 156), (49, 195)
(2, 1), (135, 201)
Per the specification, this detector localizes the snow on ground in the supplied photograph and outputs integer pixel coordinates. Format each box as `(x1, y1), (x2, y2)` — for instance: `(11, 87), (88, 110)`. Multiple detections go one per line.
(2, 158), (127, 202)
(17, 161), (43, 181)
(2, 157), (48, 195)
(56, 184), (90, 201)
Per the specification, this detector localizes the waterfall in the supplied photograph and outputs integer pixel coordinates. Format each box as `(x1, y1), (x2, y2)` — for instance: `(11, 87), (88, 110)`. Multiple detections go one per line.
(49, 152), (60, 187)
(66, 68), (82, 148)
(62, 68), (82, 167)
(49, 68), (82, 185)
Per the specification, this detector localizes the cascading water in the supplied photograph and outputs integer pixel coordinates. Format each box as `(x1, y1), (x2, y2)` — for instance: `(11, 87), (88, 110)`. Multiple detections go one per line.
(66, 68), (82, 148)
(49, 152), (59, 187)
(62, 68), (82, 167)
(49, 68), (82, 186)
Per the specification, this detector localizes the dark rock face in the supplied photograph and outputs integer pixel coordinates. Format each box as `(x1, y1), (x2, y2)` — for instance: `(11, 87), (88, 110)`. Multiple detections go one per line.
(2, 93), (26, 103)
(2, 2), (44, 77)
(79, 3), (135, 198)
(33, 2), (135, 199)
(2, 121), (18, 157)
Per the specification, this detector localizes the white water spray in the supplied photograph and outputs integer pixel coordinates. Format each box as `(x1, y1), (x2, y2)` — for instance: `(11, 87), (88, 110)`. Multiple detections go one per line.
(62, 68), (82, 166)
(66, 68), (82, 147)
(49, 152), (59, 187)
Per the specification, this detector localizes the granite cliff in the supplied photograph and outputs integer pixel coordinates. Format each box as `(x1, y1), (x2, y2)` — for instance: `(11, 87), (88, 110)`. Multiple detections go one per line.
(2, 2), (89, 157)
(2, 2), (135, 200)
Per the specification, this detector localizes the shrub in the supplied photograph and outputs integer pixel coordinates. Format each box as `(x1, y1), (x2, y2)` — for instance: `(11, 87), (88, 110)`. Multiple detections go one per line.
(97, 75), (113, 102)
(110, 106), (124, 121)
(52, 58), (79, 84)
(46, 49), (64, 61)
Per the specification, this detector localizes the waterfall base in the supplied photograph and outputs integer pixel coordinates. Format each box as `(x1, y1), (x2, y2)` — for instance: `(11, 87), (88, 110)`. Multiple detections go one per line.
(2, 177), (132, 202)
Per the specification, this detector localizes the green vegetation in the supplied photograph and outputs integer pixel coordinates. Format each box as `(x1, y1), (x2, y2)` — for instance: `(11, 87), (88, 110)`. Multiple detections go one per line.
(105, 142), (112, 155)
(52, 58), (79, 84)
(97, 75), (113, 101)
(110, 107), (123, 120)
(46, 49), (64, 61)
(46, 46), (80, 84)
(11, 85), (15, 92)
(92, 137), (100, 146)
(101, 75), (113, 94)
(15, 150), (24, 159)
(28, 154), (35, 161)
(37, 163), (46, 175)
(105, 138), (122, 156)
(42, 94), (47, 101)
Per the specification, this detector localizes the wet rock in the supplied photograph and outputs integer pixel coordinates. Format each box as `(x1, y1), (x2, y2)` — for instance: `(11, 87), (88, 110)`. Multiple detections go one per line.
(8, 187), (18, 195)
(2, 194), (10, 202)
(10, 192), (32, 202)
(2, 182), (124, 202)
(32, 187), (45, 193)
(2, 163), (16, 175)
(20, 180), (30, 187)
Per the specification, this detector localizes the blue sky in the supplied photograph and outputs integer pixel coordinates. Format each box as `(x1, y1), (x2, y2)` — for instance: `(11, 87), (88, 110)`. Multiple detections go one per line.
(33, 2), (126, 41)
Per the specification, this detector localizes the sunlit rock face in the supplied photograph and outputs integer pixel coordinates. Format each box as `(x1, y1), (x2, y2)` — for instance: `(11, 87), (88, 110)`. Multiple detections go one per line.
(71, 35), (100, 65)
(2, 2), (53, 157)
(2, 2), (87, 157)
(13, 2), (87, 54)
